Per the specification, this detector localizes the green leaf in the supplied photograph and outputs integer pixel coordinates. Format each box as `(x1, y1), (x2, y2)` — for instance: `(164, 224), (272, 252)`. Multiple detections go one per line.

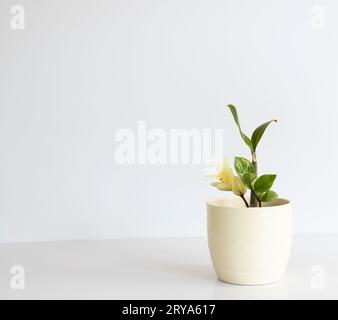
(253, 174), (276, 192)
(234, 157), (255, 177)
(260, 190), (278, 202)
(251, 119), (277, 151)
(242, 172), (257, 189)
(227, 105), (253, 150)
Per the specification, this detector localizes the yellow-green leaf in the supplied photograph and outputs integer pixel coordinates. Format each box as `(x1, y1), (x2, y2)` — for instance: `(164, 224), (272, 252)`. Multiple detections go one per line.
(232, 176), (247, 196)
(227, 105), (253, 151)
(211, 181), (232, 191)
(234, 157), (255, 177)
(242, 172), (257, 189)
(253, 174), (276, 193)
(251, 120), (277, 151)
(260, 190), (278, 202)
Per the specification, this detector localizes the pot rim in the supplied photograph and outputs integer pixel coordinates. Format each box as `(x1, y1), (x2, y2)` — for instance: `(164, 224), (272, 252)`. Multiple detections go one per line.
(207, 197), (291, 210)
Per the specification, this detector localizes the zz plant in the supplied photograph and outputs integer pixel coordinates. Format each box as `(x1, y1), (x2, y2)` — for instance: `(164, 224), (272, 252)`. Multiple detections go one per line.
(207, 104), (278, 208)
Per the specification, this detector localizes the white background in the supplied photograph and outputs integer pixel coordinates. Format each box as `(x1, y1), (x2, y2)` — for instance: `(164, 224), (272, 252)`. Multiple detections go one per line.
(0, 0), (337, 243)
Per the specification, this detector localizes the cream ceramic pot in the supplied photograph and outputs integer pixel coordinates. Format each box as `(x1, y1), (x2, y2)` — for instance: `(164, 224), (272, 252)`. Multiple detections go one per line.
(207, 197), (292, 285)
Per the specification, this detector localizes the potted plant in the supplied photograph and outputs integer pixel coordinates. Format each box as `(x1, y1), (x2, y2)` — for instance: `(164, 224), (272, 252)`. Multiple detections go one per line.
(206, 105), (292, 285)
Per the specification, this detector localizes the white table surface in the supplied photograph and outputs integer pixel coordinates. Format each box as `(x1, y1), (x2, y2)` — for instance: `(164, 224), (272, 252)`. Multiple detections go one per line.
(0, 235), (337, 300)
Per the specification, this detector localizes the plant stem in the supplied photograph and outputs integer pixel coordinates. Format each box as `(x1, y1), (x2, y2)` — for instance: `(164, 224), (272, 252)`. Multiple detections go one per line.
(252, 189), (262, 207)
(240, 195), (249, 208)
(250, 152), (259, 207)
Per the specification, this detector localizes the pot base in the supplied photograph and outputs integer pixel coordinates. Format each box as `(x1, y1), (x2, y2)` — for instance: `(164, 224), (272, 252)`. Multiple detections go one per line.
(215, 270), (285, 286)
